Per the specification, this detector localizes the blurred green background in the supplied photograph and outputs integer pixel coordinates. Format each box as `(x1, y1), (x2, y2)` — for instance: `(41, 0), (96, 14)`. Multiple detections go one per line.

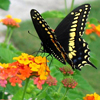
(1, 0), (100, 94)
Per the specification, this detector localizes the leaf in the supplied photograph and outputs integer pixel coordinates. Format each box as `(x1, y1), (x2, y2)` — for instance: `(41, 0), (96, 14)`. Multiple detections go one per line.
(0, 47), (18, 63)
(6, 84), (20, 94)
(68, 88), (84, 100)
(0, 0), (10, 10)
(90, 52), (98, 67)
(73, 73), (95, 92)
(89, 18), (98, 25)
(42, 10), (65, 19)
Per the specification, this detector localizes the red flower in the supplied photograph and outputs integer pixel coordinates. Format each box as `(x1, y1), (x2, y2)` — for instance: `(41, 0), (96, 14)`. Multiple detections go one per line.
(62, 78), (77, 89)
(34, 77), (45, 90)
(46, 75), (57, 86)
(59, 66), (74, 75)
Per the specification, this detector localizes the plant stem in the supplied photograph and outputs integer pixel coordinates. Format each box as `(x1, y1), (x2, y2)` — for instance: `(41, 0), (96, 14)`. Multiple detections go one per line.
(2, 88), (5, 99)
(57, 84), (63, 93)
(70, 0), (75, 12)
(64, 0), (67, 14)
(61, 88), (68, 100)
(36, 85), (49, 99)
(22, 78), (30, 100)
(4, 27), (10, 44)
(7, 28), (14, 44)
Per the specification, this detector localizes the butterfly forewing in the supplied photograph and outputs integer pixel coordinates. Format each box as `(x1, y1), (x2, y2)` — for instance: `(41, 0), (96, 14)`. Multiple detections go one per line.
(55, 4), (96, 69)
(31, 9), (68, 64)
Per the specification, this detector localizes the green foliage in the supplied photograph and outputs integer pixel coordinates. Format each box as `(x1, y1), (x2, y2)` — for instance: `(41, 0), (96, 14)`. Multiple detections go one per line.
(0, 43), (22, 63)
(42, 10), (65, 19)
(0, 0), (10, 10)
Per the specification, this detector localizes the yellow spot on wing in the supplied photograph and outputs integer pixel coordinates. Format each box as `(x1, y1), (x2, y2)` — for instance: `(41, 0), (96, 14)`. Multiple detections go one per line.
(68, 53), (73, 59)
(72, 20), (78, 24)
(39, 21), (42, 24)
(84, 11), (87, 14)
(70, 28), (76, 32)
(83, 43), (86, 47)
(47, 31), (51, 34)
(82, 61), (87, 64)
(45, 28), (48, 31)
(69, 47), (73, 51)
(42, 24), (45, 27)
(74, 17), (78, 20)
(37, 18), (39, 20)
(85, 5), (88, 7)
(71, 24), (77, 28)
(70, 32), (76, 37)
(75, 13), (80, 16)
(84, 55), (88, 59)
(71, 12), (74, 15)
(69, 42), (74, 46)
(71, 51), (76, 56)
(79, 9), (82, 12)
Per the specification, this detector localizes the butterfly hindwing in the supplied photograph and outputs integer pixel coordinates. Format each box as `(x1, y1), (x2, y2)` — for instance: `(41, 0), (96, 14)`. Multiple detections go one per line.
(55, 4), (96, 69)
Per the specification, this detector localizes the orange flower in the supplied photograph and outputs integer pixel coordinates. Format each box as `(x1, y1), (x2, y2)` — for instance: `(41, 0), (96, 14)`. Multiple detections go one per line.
(83, 92), (100, 100)
(0, 53), (50, 88)
(85, 22), (100, 37)
(0, 14), (21, 28)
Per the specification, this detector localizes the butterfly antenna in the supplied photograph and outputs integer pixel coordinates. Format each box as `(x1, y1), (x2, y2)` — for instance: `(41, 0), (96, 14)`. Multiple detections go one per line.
(28, 31), (39, 39)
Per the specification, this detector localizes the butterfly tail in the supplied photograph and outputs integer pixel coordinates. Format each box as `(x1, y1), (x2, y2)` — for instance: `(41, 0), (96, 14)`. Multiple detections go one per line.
(88, 61), (97, 69)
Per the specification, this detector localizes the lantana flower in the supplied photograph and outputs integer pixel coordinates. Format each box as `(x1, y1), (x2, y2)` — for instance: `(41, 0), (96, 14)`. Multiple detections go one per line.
(45, 75), (57, 86)
(59, 66), (74, 75)
(83, 92), (100, 100)
(0, 14), (21, 28)
(62, 77), (78, 89)
(85, 22), (100, 37)
(0, 53), (50, 89)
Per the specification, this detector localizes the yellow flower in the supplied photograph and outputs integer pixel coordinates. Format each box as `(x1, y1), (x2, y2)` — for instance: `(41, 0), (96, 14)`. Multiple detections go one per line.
(0, 63), (9, 68)
(83, 92), (100, 100)
(95, 25), (100, 32)
(13, 53), (32, 65)
(13, 18), (21, 23)
(29, 62), (40, 71)
(6, 15), (12, 18)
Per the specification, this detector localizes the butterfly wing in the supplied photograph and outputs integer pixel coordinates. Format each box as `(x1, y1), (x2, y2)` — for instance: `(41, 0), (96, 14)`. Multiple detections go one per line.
(55, 4), (96, 69)
(31, 9), (71, 64)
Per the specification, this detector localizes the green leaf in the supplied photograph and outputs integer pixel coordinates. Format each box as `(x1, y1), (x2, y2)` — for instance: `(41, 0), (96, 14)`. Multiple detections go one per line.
(90, 52), (98, 67)
(42, 10), (65, 19)
(73, 74), (95, 92)
(89, 18), (98, 25)
(0, 47), (18, 63)
(6, 84), (20, 94)
(0, 0), (10, 10)
(68, 88), (84, 100)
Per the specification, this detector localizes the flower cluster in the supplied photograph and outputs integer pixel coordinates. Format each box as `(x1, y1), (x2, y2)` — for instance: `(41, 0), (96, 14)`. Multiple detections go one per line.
(45, 75), (57, 86)
(85, 22), (100, 37)
(59, 66), (74, 75)
(0, 15), (21, 28)
(62, 78), (78, 89)
(83, 92), (100, 100)
(0, 53), (50, 89)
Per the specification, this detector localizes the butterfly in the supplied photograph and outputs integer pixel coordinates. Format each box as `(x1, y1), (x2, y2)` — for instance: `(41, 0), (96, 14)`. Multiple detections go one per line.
(30, 4), (96, 70)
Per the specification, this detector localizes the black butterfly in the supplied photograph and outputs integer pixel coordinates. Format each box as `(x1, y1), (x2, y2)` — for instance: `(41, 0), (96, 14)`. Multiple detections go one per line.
(30, 4), (96, 70)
